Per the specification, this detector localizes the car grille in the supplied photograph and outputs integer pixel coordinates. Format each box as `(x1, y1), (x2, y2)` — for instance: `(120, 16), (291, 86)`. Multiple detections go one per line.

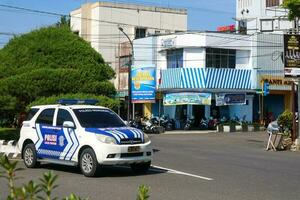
(120, 138), (143, 145)
(120, 152), (144, 158)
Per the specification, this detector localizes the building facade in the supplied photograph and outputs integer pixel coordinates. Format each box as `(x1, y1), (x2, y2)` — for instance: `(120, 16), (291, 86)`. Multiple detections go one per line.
(236, 0), (298, 34)
(70, 2), (187, 99)
(133, 32), (261, 125)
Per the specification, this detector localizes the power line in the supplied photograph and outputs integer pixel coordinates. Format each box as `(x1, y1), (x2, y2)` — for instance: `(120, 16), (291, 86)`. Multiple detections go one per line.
(0, 4), (183, 31)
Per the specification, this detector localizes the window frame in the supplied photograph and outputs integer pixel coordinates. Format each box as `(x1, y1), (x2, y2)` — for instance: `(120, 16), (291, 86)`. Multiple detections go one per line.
(166, 48), (183, 69)
(55, 108), (75, 127)
(35, 108), (56, 126)
(206, 48), (236, 69)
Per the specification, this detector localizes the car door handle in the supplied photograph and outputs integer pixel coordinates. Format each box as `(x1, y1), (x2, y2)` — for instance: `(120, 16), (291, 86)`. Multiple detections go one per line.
(32, 127), (36, 129)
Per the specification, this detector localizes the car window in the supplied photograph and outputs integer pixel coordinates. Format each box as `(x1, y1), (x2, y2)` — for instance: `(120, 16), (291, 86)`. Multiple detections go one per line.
(56, 109), (74, 126)
(26, 108), (39, 121)
(73, 109), (125, 128)
(35, 108), (55, 125)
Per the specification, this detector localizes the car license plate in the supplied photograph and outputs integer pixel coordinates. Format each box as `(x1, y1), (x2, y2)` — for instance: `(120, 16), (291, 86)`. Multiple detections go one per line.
(128, 146), (140, 153)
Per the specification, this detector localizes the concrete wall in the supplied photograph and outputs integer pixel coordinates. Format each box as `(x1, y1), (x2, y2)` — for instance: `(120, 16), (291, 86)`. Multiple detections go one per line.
(235, 0), (296, 34)
(70, 2), (187, 90)
(228, 95), (254, 122)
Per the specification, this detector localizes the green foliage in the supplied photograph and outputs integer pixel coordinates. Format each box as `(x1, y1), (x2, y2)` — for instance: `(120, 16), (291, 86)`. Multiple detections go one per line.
(0, 155), (84, 200)
(281, 0), (300, 21)
(0, 128), (19, 140)
(0, 25), (116, 118)
(27, 93), (120, 111)
(0, 155), (150, 200)
(277, 110), (293, 131)
(136, 185), (150, 200)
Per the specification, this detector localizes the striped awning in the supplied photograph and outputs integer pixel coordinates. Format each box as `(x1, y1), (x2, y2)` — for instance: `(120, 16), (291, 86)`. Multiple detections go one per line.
(206, 68), (252, 89)
(181, 68), (206, 89)
(160, 67), (252, 90)
(160, 68), (181, 89)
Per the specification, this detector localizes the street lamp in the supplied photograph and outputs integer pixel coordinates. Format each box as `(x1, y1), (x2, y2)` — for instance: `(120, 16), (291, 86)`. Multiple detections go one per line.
(118, 27), (134, 122)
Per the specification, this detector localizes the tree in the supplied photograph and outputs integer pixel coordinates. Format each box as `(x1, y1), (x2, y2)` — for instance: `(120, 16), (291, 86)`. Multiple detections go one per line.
(0, 26), (117, 121)
(282, 0), (300, 30)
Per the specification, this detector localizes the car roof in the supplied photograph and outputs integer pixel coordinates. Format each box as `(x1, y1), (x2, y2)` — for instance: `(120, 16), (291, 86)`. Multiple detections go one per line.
(31, 104), (108, 110)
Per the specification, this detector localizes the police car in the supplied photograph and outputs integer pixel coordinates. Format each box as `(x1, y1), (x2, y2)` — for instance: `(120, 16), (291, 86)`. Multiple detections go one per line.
(18, 99), (152, 177)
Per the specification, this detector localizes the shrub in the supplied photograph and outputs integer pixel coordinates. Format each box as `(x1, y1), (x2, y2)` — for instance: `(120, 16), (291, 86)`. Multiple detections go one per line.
(277, 110), (293, 132)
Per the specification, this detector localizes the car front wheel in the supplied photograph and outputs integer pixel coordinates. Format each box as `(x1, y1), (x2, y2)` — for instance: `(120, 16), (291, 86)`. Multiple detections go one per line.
(131, 161), (151, 174)
(79, 148), (98, 177)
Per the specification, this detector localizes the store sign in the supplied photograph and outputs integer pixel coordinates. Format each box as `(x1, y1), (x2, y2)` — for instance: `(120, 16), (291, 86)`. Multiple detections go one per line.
(131, 66), (156, 103)
(284, 34), (300, 77)
(163, 93), (211, 106)
(261, 77), (293, 85)
(161, 38), (176, 48)
(217, 25), (235, 32)
(215, 93), (246, 106)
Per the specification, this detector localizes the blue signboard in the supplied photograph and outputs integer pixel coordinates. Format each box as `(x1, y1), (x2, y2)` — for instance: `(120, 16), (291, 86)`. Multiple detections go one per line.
(131, 66), (156, 103)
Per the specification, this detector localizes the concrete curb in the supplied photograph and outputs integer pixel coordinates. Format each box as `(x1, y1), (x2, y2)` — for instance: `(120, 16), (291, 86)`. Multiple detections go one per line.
(0, 140), (21, 159)
(163, 130), (218, 135)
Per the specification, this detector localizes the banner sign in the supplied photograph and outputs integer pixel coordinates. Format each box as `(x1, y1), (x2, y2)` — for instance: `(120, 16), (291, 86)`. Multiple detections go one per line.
(163, 93), (211, 106)
(284, 34), (300, 77)
(216, 93), (246, 106)
(131, 66), (156, 103)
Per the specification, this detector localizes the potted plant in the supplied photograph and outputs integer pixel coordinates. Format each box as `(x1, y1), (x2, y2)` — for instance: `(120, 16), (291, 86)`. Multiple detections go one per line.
(242, 121), (248, 132)
(253, 122), (261, 131)
(277, 110), (293, 149)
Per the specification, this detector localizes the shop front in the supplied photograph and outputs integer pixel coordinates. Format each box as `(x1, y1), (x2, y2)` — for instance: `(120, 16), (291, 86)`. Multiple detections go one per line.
(155, 67), (255, 129)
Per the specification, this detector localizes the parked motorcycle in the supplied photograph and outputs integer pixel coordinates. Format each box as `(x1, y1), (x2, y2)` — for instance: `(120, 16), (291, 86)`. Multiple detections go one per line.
(199, 118), (208, 130)
(184, 117), (194, 130)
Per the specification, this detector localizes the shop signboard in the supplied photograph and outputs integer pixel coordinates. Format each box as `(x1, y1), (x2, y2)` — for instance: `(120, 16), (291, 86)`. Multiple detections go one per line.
(131, 66), (156, 103)
(216, 93), (246, 106)
(163, 93), (211, 106)
(284, 34), (300, 77)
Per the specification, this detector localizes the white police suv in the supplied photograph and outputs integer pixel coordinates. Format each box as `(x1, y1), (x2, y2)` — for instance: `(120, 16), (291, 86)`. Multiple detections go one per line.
(18, 99), (152, 177)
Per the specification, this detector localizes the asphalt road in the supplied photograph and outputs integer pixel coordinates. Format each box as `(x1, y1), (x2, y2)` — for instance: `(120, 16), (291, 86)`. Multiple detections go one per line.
(1, 132), (300, 200)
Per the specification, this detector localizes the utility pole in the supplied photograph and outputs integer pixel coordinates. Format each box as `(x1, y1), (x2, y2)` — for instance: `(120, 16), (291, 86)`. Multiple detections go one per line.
(118, 27), (133, 122)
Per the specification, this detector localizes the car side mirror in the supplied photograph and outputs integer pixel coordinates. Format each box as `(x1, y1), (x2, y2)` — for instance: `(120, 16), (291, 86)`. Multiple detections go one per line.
(63, 121), (75, 128)
(124, 121), (129, 126)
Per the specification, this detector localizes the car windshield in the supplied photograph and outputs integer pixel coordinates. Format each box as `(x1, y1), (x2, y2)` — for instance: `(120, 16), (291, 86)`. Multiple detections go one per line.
(73, 108), (125, 128)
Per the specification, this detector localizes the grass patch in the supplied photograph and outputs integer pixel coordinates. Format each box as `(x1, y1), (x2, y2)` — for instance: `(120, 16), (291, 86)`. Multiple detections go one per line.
(0, 128), (20, 141)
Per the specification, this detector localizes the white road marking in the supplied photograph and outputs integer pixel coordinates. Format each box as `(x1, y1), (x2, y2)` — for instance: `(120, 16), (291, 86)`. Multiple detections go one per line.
(152, 165), (214, 181)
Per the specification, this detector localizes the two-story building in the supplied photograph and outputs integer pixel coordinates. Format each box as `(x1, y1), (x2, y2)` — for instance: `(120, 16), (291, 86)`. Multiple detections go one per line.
(133, 32), (261, 125)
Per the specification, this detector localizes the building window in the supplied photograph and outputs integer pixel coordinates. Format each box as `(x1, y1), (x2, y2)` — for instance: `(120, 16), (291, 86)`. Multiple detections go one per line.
(266, 0), (279, 7)
(167, 49), (183, 68)
(206, 48), (236, 68)
(135, 28), (146, 39)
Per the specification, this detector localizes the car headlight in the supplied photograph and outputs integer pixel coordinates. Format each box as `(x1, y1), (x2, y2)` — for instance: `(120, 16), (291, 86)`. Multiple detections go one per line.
(96, 134), (117, 144)
(144, 133), (150, 143)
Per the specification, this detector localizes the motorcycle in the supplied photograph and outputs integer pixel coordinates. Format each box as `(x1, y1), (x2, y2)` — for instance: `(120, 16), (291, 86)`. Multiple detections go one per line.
(199, 118), (208, 130)
(184, 118), (194, 130)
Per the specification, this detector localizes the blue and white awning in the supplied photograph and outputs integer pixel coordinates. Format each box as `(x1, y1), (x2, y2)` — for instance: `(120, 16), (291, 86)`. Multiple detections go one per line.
(160, 67), (253, 90)
(181, 68), (206, 89)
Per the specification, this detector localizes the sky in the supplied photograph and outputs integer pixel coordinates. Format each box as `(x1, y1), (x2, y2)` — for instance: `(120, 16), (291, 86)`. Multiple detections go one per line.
(0, 0), (236, 47)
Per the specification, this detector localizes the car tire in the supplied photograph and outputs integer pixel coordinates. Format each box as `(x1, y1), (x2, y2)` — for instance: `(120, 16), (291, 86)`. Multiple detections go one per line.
(131, 161), (151, 174)
(79, 148), (98, 177)
(23, 143), (40, 168)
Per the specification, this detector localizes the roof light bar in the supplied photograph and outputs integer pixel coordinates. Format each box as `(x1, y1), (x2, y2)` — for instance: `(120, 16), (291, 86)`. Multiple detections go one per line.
(57, 99), (99, 105)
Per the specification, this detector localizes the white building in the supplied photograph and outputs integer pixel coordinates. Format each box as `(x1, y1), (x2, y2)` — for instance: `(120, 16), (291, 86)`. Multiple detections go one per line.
(133, 32), (258, 123)
(236, 0), (298, 34)
(70, 2), (187, 94)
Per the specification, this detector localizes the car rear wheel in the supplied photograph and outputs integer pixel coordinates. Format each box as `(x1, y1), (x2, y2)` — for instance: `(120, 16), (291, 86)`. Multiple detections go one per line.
(79, 148), (98, 177)
(23, 143), (39, 168)
(131, 161), (151, 174)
